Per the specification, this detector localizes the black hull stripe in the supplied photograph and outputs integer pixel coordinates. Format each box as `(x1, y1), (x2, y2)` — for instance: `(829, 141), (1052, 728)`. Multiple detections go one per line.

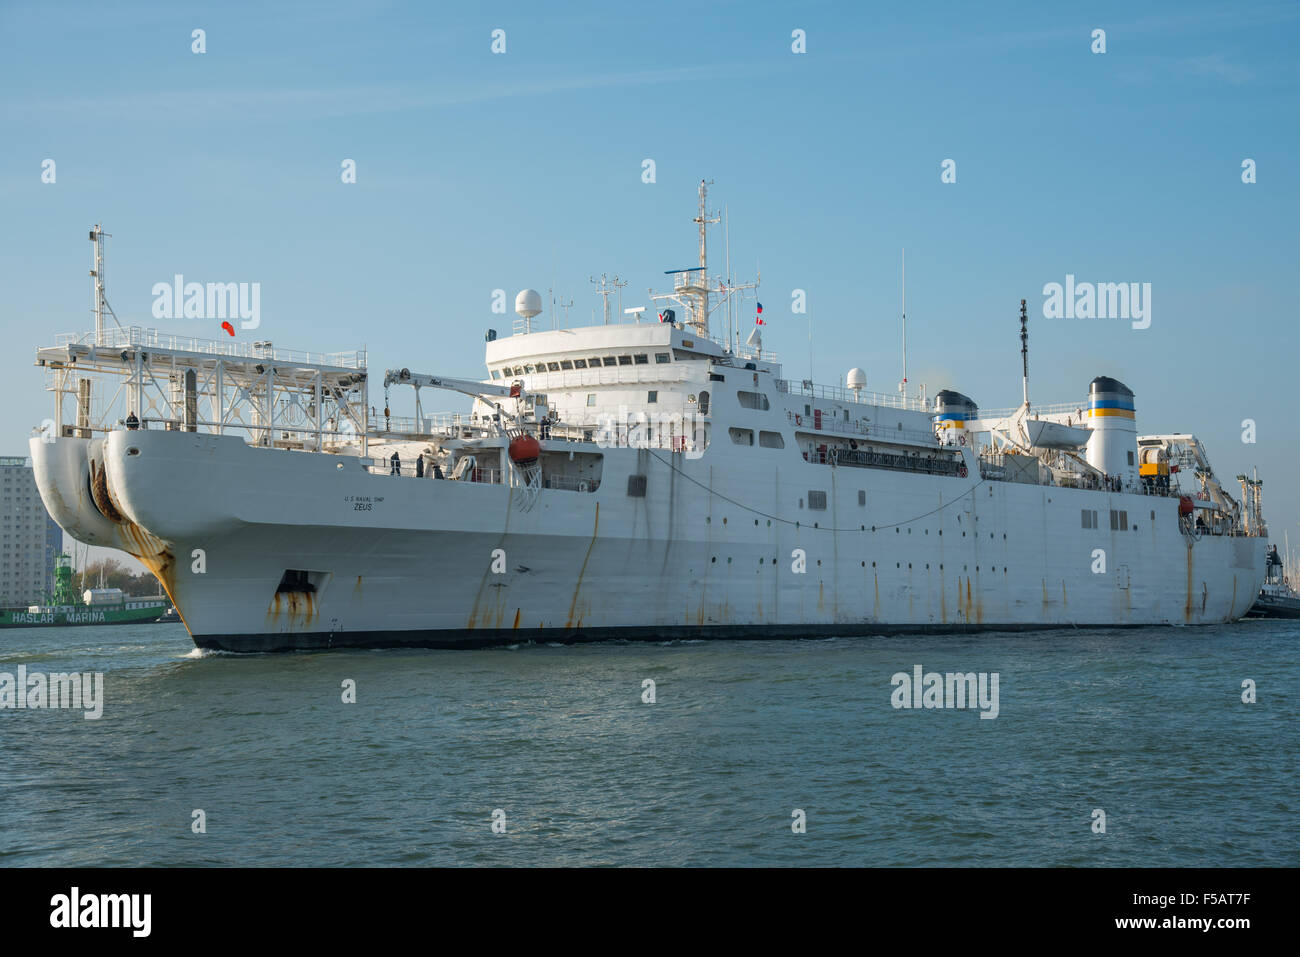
(192, 619), (1196, 653)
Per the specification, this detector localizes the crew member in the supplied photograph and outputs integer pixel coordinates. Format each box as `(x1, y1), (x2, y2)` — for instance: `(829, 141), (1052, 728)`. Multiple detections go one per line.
(389, 451), (401, 475)
(125, 410), (139, 430)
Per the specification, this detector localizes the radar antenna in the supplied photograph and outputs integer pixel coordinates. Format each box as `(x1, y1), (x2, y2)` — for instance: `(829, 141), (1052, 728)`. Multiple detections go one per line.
(589, 273), (627, 325)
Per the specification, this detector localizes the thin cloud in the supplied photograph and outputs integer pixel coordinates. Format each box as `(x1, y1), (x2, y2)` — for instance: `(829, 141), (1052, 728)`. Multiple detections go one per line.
(3, 62), (769, 123)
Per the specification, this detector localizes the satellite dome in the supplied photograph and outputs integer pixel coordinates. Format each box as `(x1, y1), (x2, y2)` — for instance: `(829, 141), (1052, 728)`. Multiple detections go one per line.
(515, 289), (543, 319)
(846, 368), (867, 391)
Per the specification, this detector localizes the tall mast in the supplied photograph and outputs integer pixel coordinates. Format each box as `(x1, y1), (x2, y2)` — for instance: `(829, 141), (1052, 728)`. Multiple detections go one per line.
(690, 178), (718, 336)
(899, 249), (907, 395)
(1019, 298), (1030, 408)
(90, 224), (109, 345)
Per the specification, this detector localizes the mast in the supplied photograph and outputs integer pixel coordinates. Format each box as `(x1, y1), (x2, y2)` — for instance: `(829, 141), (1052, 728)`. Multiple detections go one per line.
(90, 224), (109, 345)
(690, 179), (718, 336)
(724, 204), (731, 351)
(650, 180), (755, 344)
(899, 249), (907, 396)
(590, 274), (626, 325)
(1019, 298), (1030, 409)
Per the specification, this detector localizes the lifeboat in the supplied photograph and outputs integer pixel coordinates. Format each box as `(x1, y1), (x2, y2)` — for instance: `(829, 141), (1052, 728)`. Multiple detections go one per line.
(508, 434), (541, 464)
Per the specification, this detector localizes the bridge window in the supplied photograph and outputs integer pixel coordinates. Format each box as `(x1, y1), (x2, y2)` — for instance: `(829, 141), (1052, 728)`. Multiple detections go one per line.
(737, 390), (770, 410)
(618, 355), (633, 366)
(634, 354), (648, 364)
(586, 394), (596, 407)
(759, 431), (784, 448)
(490, 370), (501, 379)
(601, 357), (617, 367)
(546, 362), (559, 372)
(573, 359), (587, 369)
(729, 427), (754, 446)
(655, 353), (671, 364)
(647, 391), (658, 403)
(560, 360), (573, 370)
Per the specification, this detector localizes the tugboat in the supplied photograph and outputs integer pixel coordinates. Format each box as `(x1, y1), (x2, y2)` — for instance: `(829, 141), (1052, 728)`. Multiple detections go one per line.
(1246, 545), (1300, 619)
(0, 553), (169, 627)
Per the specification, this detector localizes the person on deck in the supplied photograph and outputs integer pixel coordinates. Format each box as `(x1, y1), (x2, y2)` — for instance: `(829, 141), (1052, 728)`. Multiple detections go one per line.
(415, 454), (424, 478)
(389, 451), (401, 476)
(125, 411), (139, 430)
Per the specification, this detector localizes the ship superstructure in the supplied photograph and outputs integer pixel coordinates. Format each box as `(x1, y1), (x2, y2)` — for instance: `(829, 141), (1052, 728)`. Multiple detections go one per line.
(28, 188), (1267, 651)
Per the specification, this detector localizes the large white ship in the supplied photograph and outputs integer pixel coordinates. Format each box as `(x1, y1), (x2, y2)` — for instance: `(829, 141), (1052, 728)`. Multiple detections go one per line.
(29, 187), (1267, 651)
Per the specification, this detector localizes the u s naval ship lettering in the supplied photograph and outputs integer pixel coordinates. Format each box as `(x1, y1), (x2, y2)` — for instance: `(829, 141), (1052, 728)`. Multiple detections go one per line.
(49, 887), (151, 937)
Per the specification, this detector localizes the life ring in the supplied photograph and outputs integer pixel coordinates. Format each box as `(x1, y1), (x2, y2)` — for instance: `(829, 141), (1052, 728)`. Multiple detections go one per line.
(957, 464), (968, 478)
(795, 414), (802, 426)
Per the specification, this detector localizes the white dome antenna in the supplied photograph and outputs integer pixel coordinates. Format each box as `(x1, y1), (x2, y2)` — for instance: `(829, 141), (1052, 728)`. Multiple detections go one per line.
(847, 367), (867, 395)
(514, 289), (543, 334)
(515, 289), (542, 319)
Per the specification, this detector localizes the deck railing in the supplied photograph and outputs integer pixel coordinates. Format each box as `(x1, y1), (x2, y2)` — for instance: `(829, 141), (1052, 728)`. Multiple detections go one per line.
(55, 326), (366, 370)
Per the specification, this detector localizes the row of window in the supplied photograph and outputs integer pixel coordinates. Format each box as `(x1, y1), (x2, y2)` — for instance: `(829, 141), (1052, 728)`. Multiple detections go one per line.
(587, 391), (662, 406)
(1081, 509), (1153, 530)
(729, 428), (786, 448)
(492, 353), (672, 379)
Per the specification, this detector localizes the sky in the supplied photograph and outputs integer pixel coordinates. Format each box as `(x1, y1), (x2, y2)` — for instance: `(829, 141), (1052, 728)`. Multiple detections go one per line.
(2, 0), (1298, 568)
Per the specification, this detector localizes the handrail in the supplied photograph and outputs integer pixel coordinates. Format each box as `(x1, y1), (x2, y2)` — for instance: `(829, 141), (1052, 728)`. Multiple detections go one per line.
(52, 326), (366, 370)
(775, 378), (928, 411)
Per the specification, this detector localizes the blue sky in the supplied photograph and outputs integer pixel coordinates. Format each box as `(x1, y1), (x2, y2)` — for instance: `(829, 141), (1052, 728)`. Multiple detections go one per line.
(2, 0), (1298, 556)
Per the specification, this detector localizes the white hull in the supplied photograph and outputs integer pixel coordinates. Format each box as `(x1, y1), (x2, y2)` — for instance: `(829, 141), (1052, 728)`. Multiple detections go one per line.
(30, 429), (1265, 651)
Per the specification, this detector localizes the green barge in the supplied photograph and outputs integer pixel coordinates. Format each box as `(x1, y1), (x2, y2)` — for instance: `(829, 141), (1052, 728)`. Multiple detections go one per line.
(0, 554), (171, 628)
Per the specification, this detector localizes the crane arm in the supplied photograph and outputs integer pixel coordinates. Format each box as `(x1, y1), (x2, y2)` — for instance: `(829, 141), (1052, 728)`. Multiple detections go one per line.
(382, 368), (523, 401)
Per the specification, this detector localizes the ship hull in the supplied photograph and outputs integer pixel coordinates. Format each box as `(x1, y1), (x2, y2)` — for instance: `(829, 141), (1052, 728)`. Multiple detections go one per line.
(30, 430), (1267, 652)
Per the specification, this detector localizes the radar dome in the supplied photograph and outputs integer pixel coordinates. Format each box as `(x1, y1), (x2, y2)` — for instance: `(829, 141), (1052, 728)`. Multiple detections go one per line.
(846, 368), (867, 392)
(515, 289), (543, 319)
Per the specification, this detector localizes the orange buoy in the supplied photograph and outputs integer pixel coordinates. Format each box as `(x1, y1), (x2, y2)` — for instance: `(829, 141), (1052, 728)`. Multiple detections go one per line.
(509, 434), (541, 463)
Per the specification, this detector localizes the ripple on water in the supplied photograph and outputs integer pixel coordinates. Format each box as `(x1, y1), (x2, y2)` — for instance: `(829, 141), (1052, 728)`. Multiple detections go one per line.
(0, 620), (1297, 865)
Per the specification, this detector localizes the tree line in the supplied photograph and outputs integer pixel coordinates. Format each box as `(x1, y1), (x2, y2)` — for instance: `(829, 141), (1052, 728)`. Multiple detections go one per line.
(78, 558), (165, 597)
